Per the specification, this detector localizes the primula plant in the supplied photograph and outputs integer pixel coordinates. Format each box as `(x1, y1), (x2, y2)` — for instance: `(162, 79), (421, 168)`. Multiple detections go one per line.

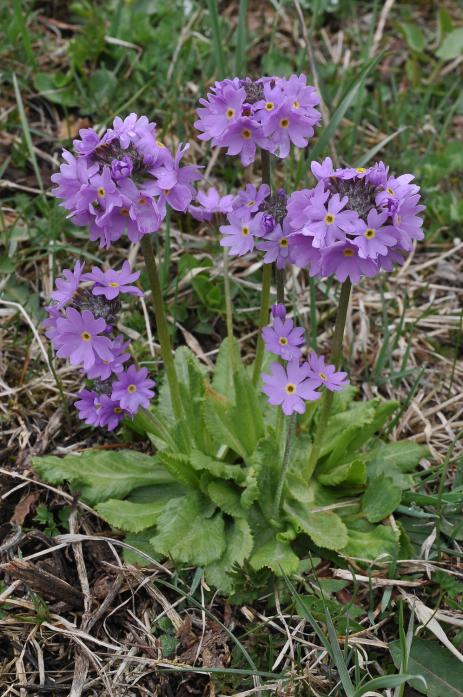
(35, 74), (427, 595)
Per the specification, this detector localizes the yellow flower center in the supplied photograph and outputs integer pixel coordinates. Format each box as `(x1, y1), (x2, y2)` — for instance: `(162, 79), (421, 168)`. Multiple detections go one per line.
(279, 118), (289, 128)
(226, 108), (235, 119)
(242, 128), (252, 140)
(365, 228), (375, 239)
(97, 187), (105, 198)
(81, 331), (91, 342)
(387, 187), (394, 195)
(279, 237), (289, 248)
(246, 200), (255, 207)
(108, 281), (119, 287)
(319, 371), (327, 380)
(127, 384), (137, 393)
(241, 225), (250, 236)
(324, 213), (335, 225)
(138, 197), (147, 205)
(156, 140), (165, 148)
(356, 167), (366, 173)
(114, 407), (123, 414)
(163, 189), (171, 196)
(265, 102), (274, 111)
(120, 207), (129, 217)
(278, 336), (289, 346)
(396, 214), (401, 224)
(293, 100), (300, 109)
(343, 248), (354, 257)
(285, 383), (296, 394)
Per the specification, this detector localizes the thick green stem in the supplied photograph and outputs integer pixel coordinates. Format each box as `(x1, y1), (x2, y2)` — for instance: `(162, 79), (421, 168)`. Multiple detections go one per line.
(140, 234), (183, 421)
(305, 279), (352, 476)
(275, 267), (285, 305)
(274, 414), (296, 516)
(252, 149), (272, 386)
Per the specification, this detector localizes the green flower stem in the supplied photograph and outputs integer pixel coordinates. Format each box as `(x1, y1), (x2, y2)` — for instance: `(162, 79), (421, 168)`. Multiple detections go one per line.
(304, 279), (352, 477)
(252, 148), (272, 386)
(141, 233), (183, 422)
(274, 413), (297, 516)
(275, 267), (285, 305)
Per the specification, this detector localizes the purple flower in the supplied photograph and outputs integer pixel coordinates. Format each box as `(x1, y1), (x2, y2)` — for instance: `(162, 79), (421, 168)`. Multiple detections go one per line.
(271, 303), (286, 320)
(257, 218), (292, 269)
(73, 128), (101, 157)
(288, 234), (323, 275)
(351, 209), (398, 259)
(50, 261), (85, 308)
(195, 80), (246, 143)
(51, 150), (98, 211)
(54, 308), (114, 370)
(233, 183), (270, 214)
(262, 314), (305, 361)
(220, 117), (267, 167)
(188, 187), (235, 221)
(111, 156), (133, 181)
(99, 395), (128, 431)
(322, 242), (378, 283)
(85, 335), (130, 380)
(388, 195), (425, 251)
(84, 261), (142, 300)
(111, 365), (156, 414)
(219, 210), (261, 256)
(263, 101), (317, 159)
(302, 184), (359, 248)
(75, 389), (104, 427)
(305, 353), (349, 392)
(262, 361), (320, 415)
(42, 306), (61, 342)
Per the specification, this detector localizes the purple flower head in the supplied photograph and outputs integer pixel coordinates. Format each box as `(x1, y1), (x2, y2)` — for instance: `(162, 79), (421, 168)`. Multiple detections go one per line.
(233, 183), (270, 214)
(75, 389), (104, 427)
(111, 156), (133, 181)
(85, 335), (130, 380)
(257, 217), (293, 269)
(111, 364), (156, 415)
(83, 261), (142, 300)
(220, 117), (267, 167)
(322, 242), (378, 283)
(351, 208), (398, 260)
(54, 307), (114, 370)
(50, 261), (85, 308)
(262, 314), (305, 361)
(42, 305), (61, 342)
(261, 361), (320, 415)
(99, 395), (128, 431)
(195, 80), (246, 143)
(51, 150), (98, 211)
(301, 185), (359, 248)
(305, 353), (349, 392)
(288, 234), (323, 275)
(150, 143), (201, 213)
(188, 187), (235, 221)
(219, 210), (261, 257)
(73, 128), (101, 157)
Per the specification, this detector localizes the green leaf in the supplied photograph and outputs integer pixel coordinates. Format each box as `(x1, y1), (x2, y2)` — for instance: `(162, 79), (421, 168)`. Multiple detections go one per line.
(436, 28), (463, 61)
(96, 499), (166, 533)
(189, 449), (247, 484)
(250, 437), (281, 521)
(320, 401), (377, 461)
(318, 458), (366, 487)
(229, 369), (265, 456)
(205, 518), (253, 592)
(347, 400), (399, 452)
(284, 502), (348, 551)
(250, 537), (299, 575)
(343, 520), (399, 560)
(150, 493), (226, 565)
(207, 480), (246, 518)
(33, 451), (174, 505)
(212, 337), (240, 398)
(390, 638), (463, 697)
(156, 451), (200, 488)
(285, 474), (315, 504)
(366, 441), (427, 488)
(240, 467), (259, 509)
(123, 527), (160, 567)
(361, 474), (403, 523)
(399, 22), (426, 53)
(353, 674), (427, 697)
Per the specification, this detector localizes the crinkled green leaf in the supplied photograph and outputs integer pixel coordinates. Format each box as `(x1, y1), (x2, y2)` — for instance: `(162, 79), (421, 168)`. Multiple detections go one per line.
(203, 399), (247, 459)
(156, 451), (200, 488)
(320, 401), (377, 460)
(390, 638), (463, 697)
(207, 480), (246, 518)
(250, 537), (299, 575)
(362, 474), (402, 523)
(33, 451), (174, 505)
(347, 400), (399, 451)
(229, 370), (265, 456)
(343, 519), (399, 560)
(189, 449), (247, 484)
(96, 499), (166, 533)
(285, 474), (316, 504)
(205, 518), (253, 592)
(212, 337), (240, 399)
(366, 441), (427, 488)
(249, 437), (281, 521)
(284, 502), (348, 551)
(317, 458), (366, 487)
(240, 466), (259, 509)
(150, 494), (226, 565)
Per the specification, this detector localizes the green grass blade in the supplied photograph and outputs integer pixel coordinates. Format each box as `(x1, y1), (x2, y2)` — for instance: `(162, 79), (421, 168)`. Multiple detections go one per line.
(12, 0), (36, 68)
(12, 73), (43, 193)
(354, 126), (408, 167)
(206, 0), (226, 79)
(325, 608), (355, 697)
(309, 52), (385, 164)
(235, 0), (248, 75)
(354, 673), (426, 696)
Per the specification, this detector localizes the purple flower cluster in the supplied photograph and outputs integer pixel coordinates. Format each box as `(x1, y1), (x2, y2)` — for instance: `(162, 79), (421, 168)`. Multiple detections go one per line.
(51, 114), (201, 248)
(217, 159), (424, 282)
(286, 158), (425, 281)
(195, 75), (321, 165)
(261, 304), (348, 415)
(44, 260), (155, 431)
